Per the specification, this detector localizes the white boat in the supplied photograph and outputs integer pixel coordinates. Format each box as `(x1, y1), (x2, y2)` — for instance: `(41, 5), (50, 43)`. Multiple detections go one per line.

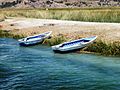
(52, 36), (97, 53)
(18, 31), (52, 46)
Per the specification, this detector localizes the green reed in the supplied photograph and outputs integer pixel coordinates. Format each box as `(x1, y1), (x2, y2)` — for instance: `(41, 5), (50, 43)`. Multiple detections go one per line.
(1, 29), (120, 56)
(0, 30), (25, 39)
(42, 36), (67, 46)
(42, 34), (120, 56)
(85, 40), (120, 56)
(0, 8), (120, 22)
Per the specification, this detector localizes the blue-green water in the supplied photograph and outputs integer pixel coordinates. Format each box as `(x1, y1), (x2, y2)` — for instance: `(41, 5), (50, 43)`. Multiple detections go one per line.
(0, 38), (120, 90)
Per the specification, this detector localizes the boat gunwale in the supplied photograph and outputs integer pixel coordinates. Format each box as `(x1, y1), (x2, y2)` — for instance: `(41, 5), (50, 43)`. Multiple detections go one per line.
(59, 36), (97, 48)
(18, 31), (52, 42)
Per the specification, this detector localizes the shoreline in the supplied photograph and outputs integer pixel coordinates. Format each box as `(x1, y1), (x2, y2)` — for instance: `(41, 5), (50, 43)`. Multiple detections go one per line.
(1, 17), (120, 42)
(0, 17), (120, 56)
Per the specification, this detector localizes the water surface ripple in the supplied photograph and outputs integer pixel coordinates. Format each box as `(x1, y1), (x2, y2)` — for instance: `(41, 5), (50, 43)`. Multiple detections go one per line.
(0, 38), (120, 90)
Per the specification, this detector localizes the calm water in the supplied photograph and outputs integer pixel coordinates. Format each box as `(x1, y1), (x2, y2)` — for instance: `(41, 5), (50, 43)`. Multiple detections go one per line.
(0, 38), (120, 90)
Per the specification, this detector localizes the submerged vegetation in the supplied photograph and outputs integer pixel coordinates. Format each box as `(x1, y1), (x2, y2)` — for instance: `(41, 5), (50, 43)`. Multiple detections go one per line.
(0, 8), (120, 23)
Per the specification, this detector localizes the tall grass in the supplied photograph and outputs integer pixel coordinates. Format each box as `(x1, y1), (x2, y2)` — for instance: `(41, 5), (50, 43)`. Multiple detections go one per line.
(0, 8), (120, 55)
(0, 14), (5, 22)
(1, 29), (120, 56)
(0, 8), (120, 22)
(0, 30), (25, 39)
(85, 40), (120, 56)
(43, 36), (67, 46)
(43, 36), (120, 56)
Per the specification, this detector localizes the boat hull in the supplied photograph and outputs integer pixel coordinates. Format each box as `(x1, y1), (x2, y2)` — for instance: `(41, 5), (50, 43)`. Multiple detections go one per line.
(19, 40), (43, 46)
(52, 36), (97, 53)
(18, 31), (52, 46)
(53, 47), (84, 53)
(52, 42), (88, 53)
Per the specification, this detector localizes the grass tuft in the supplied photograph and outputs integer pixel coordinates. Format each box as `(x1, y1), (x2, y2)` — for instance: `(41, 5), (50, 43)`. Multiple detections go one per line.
(0, 30), (25, 39)
(42, 36), (67, 46)
(85, 40), (120, 56)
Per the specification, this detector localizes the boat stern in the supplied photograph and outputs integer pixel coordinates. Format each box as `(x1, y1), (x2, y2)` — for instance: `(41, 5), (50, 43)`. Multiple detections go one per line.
(52, 44), (62, 50)
(52, 45), (58, 50)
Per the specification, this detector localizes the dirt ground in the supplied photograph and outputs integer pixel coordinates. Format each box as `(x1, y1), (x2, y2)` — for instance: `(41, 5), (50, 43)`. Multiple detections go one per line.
(0, 17), (120, 42)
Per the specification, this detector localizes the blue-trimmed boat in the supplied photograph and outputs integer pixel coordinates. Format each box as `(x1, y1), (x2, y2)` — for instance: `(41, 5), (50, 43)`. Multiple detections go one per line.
(18, 31), (52, 46)
(52, 36), (97, 53)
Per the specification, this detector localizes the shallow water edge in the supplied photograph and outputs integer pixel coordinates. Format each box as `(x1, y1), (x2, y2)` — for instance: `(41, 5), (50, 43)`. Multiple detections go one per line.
(0, 38), (120, 90)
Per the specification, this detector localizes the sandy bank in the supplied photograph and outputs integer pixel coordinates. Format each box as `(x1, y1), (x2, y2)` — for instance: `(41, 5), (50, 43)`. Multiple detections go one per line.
(0, 17), (120, 42)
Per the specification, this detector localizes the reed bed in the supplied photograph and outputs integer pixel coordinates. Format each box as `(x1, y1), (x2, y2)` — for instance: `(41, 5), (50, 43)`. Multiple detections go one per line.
(0, 15), (6, 22)
(0, 8), (120, 22)
(43, 35), (67, 46)
(85, 40), (120, 56)
(0, 8), (120, 55)
(0, 30), (120, 56)
(43, 36), (120, 56)
(0, 30), (24, 39)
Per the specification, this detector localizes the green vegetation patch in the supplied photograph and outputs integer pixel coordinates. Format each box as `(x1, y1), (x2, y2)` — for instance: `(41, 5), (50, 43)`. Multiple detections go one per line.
(0, 8), (120, 23)
(0, 30), (24, 39)
(1, 30), (120, 56)
(85, 40), (120, 56)
(43, 35), (67, 46)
